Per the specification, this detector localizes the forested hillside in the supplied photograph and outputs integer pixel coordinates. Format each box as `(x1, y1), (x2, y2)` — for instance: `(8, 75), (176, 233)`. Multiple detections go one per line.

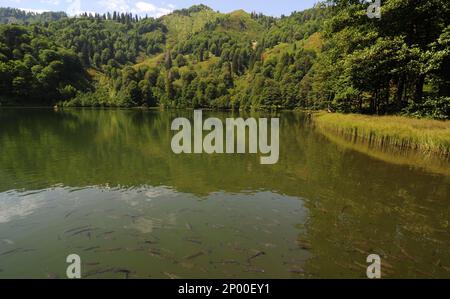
(0, 1), (449, 119)
(0, 7), (67, 24)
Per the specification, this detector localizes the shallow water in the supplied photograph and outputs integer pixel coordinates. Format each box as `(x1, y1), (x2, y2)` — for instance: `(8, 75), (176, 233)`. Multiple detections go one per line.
(0, 109), (448, 278)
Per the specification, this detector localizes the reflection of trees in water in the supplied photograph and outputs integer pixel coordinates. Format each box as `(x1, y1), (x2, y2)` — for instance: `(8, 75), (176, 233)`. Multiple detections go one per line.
(0, 109), (449, 277)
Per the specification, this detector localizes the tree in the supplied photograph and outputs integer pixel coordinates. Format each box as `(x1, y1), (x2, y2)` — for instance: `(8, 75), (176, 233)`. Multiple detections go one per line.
(175, 54), (186, 67)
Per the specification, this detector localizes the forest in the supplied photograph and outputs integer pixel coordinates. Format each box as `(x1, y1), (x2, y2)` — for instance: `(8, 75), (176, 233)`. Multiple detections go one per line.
(0, 1), (449, 119)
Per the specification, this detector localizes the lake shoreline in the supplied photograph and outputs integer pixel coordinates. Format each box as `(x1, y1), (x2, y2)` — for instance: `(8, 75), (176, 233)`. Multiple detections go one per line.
(312, 112), (450, 160)
(2, 105), (449, 159)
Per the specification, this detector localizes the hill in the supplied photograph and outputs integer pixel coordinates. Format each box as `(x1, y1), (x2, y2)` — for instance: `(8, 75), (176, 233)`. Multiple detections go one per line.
(0, 2), (448, 119)
(0, 7), (67, 24)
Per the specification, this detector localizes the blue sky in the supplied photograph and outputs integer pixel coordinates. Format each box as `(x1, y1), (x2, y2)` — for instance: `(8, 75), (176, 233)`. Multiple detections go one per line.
(0, 0), (319, 17)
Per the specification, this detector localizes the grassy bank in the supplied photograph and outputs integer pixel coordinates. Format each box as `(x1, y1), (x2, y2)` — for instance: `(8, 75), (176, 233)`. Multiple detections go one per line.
(313, 112), (450, 158)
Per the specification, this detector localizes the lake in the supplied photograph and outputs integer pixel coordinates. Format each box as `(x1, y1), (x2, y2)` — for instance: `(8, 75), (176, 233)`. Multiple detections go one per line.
(0, 108), (448, 278)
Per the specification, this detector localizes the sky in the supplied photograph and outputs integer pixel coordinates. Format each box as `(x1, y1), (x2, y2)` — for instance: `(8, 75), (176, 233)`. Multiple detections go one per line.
(0, 0), (319, 18)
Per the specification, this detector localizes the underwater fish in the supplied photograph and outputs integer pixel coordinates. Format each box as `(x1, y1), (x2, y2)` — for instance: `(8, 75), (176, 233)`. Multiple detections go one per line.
(84, 267), (116, 278)
(0, 248), (22, 256)
(211, 259), (240, 265)
(147, 248), (163, 257)
(98, 247), (122, 252)
(84, 262), (101, 266)
(114, 268), (131, 279)
(70, 228), (97, 237)
(83, 246), (100, 251)
(247, 251), (266, 263)
(163, 272), (180, 279)
(98, 231), (115, 237)
(185, 251), (204, 260)
(64, 225), (91, 234)
(46, 272), (60, 279)
(21, 248), (36, 253)
(64, 210), (76, 218)
(245, 267), (265, 273)
(289, 268), (305, 274)
(186, 238), (202, 245)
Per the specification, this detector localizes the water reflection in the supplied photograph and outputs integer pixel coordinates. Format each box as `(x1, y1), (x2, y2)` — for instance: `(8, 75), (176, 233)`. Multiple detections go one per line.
(0, 108), (448, 278)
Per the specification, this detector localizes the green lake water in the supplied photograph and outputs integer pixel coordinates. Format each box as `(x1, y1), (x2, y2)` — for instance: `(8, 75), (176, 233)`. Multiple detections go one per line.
(0, 108), (448, 278)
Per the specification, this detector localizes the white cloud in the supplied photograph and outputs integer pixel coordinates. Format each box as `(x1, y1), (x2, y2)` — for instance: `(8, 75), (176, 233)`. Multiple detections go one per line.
(19, 8), (51, 14)
(40, 0), (61, 5)
(133, 1), (173, 17)
(97, 0), (130, 12)
(66, 0), (83, 16)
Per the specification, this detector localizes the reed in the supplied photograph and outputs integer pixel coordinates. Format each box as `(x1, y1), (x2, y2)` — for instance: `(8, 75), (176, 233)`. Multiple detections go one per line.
(313, 112), (450, 158)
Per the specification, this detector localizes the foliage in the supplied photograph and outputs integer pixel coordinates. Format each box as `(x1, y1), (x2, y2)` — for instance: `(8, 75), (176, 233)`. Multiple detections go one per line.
(0, 3), (449, 118)
(314, 112), (450, 156)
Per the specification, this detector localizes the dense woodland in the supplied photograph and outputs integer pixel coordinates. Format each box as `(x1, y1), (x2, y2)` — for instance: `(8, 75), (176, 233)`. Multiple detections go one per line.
(0, 1), (449, 119)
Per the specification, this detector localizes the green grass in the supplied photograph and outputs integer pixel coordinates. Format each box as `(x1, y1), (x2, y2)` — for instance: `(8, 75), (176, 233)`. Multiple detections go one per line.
(313, 112), (450, 158)
(303, 32), (323, 53)
(161, 9), (221, 45)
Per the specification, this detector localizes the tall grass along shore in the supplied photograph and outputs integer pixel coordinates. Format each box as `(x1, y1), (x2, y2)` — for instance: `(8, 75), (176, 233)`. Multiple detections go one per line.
(313, 113), (450, 159)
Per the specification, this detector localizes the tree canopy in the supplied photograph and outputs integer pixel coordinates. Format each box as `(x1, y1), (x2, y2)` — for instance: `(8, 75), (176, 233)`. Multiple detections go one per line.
(0, 2), (448, 118)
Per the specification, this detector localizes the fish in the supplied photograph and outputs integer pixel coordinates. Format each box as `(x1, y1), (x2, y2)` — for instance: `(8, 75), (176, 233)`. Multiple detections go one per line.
(245, 267), (265, 273)
(185, 223), (193, 230)
(180, 262), (195, 269)
(144, 240), (158, 245)
(21, 248), (36, 253)
(148, 249), (161, 257)
(222, 260), (240, 265)
(354, 247), (366, 254)
(247, 251), (266, 263)
(163, 272), (180, 279)
(114, 268), (131, 279)
(97, 247), (122, 252)
(186, 238), (202, 245)
(70, 228), (97, 237)
(83, 246), (100, 251)
(211, 259), (240, 265)
(185, 251), (204, 260)
(64, 210), (76, 218)
(84, 267), (116, 278)
(46, 272), (60, 279)
(64, 225), (91, 234)
(98, 231), (115, 237)
(289, 268), (305, 274)
(84, 262), (101, 266)
(0, 248), (22, 256)
(126, 247), (145, 252)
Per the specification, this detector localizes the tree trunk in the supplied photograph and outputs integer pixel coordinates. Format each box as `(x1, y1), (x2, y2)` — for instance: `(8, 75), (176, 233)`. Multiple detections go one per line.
(414, 74), (425, 102)
(396, 76), (404, 107)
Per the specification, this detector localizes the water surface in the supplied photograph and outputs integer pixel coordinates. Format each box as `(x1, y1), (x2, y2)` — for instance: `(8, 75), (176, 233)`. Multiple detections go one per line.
(0, 109), (448, 278)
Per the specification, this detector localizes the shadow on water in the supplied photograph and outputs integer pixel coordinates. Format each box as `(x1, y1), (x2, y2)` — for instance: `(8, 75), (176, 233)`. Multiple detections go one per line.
(0, 108), (448, 278)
